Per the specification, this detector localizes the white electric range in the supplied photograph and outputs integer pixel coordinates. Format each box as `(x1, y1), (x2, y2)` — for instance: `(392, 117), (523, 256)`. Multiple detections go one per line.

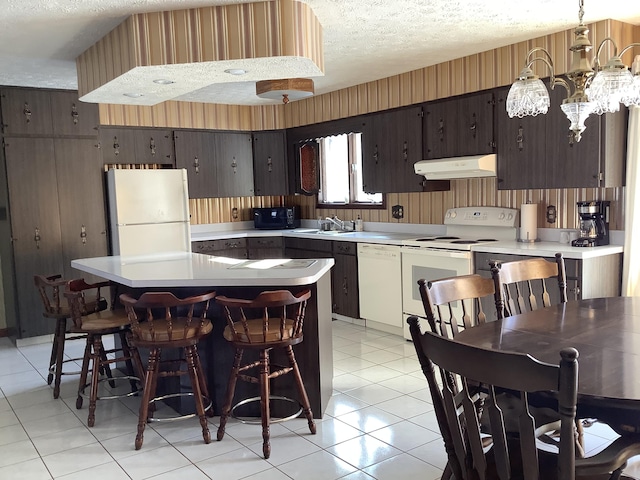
(400, 206), (519, 339)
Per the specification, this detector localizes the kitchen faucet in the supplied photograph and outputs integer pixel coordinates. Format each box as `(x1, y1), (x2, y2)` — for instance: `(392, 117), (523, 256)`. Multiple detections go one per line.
(325, 215), (354, 231)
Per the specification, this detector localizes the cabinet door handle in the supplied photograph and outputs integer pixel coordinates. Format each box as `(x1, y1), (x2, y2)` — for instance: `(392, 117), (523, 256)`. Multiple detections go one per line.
(267, 156), (273, 172)
(516, 126), (524, 151)
(231, 157), (237, 174)
(23, 103), (32, 123)
(342, 276), (348, 295)
(193, 156), (200, 174)
(34, 227), (41, 249)
(403, 141), (408, 161)
(80, 225), (87, 244)
(71, 103), (79, 125)
(438, 118), (444, 142)
(373, 145), (379, 164)
(470, 113), (477, 139)
(149, 137), (156, 157)
(113, 136), (120, 156)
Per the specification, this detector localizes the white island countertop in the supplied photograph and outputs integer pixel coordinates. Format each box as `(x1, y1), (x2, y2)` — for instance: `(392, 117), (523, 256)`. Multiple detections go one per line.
(71, 252), (335, 288)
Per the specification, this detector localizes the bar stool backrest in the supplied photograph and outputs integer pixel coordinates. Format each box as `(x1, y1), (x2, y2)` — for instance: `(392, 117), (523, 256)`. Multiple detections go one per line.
(65, 279), (111, 328)
(34, 274), (69, 318)
(119, 291), (216, 342)
(216, 289), (311, 346)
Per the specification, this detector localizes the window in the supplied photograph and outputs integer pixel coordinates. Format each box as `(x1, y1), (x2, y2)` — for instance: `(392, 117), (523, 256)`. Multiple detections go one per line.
(317, 132), (383, 206)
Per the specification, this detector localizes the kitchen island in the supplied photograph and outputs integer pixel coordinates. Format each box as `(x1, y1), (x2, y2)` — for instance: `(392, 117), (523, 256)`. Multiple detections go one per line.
(71, 252), (335, 419)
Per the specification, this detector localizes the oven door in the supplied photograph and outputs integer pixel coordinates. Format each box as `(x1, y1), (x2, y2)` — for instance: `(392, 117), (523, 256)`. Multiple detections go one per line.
(401, 246), (473, 318)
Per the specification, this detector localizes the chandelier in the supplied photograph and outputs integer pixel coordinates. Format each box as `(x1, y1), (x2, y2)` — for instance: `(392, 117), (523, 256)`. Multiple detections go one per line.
(506, 0), (640, 142)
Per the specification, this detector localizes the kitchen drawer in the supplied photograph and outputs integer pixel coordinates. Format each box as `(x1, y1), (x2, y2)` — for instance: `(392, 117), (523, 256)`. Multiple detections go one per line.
(284, 237), (332, 253)
(333, 241), (356, 255)
(214, 238), (247, 250)
(192, 240), (217, 254)
(247, 237), (283, 250)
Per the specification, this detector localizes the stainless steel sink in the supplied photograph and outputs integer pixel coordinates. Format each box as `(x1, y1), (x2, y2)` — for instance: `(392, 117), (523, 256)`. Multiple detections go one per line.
(296, 229), (355, 235)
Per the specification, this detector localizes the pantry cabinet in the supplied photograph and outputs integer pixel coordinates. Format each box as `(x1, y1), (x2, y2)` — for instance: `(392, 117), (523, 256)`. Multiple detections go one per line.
(0, 88), (106, 338)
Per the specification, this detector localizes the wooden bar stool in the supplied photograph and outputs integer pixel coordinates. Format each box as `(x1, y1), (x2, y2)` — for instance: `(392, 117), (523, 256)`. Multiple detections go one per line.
(119, 291), (216, 450)
(65, 280), (141, 427)
(34, 274), (108, 398)
(215, 289), (316, 459)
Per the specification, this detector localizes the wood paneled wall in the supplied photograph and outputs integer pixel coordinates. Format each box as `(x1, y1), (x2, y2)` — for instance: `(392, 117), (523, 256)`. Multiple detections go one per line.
(99, 19), (639, 231)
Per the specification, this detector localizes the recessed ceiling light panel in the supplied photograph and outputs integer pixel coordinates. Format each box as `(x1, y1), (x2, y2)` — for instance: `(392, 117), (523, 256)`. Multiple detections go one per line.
(224, 69), (247, 75)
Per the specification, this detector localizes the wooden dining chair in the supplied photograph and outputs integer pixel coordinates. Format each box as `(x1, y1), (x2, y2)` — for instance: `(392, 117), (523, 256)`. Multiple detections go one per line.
(491, 253), (567, 319)
(419, 274), (496, 338)
(409, 315), (580, 479)
(408, 316), (640, 480)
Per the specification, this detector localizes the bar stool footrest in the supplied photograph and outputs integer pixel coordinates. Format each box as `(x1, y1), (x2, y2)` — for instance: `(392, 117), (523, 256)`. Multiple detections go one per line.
(147, 392), (212, 422)
(231, 395), (303, 425)
(49, 355), (84, 377)
(79, 375), (142, 401)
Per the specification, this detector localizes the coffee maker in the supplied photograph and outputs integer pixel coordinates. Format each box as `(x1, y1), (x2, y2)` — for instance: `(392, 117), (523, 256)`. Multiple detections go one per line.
(571, 200), (610, 247)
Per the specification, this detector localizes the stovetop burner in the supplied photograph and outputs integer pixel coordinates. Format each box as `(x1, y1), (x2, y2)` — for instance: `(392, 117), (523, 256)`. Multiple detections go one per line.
(401, 207), (518, 251)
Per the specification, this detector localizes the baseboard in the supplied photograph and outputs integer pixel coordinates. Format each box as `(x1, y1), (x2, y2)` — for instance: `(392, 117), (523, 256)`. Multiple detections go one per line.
(0, 328), (8, 338)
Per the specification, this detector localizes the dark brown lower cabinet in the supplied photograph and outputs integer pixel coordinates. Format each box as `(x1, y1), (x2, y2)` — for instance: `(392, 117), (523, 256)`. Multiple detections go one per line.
(191, 238), (248, 259)
(332, 241), (359, 318)
(247, 237), (283, 259)
(284, 237), (359, 318)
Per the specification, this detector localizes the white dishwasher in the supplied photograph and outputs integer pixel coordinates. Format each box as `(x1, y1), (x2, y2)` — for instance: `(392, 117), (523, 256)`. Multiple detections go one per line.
(357, 243), (403, 335)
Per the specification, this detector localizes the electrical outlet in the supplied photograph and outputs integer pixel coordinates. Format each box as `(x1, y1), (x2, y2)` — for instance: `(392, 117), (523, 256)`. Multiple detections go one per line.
(392, 205), (404, 219)
(546, 205), (557, 224)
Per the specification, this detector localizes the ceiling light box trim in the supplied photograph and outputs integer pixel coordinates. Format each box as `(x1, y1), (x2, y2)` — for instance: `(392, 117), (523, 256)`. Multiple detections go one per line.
(76, 0), (324, 106)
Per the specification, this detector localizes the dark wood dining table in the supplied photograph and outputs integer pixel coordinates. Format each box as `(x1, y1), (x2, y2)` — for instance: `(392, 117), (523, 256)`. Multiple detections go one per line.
(455, 296), (640, 434)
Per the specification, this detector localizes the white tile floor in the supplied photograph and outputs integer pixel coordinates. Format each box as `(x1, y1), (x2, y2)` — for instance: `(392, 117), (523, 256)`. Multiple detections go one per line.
(0, 320), (637, 479)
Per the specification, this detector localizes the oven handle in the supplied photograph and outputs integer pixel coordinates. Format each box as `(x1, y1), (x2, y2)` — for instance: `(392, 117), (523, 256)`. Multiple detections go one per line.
(400, 246), (471, 259)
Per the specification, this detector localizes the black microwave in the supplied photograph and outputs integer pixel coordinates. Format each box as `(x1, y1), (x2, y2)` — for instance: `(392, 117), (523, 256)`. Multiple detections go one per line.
(253, 207), (300, 229)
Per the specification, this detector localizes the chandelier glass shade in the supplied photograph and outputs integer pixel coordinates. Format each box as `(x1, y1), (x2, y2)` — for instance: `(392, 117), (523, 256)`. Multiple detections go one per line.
(506, 0), (640, 142)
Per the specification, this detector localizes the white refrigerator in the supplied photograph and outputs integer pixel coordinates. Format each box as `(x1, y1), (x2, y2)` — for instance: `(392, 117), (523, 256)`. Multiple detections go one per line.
(107, 169), (191, 256)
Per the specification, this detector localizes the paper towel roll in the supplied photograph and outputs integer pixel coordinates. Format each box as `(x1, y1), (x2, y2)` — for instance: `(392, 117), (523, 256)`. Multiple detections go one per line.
(520, 203), (538, 242)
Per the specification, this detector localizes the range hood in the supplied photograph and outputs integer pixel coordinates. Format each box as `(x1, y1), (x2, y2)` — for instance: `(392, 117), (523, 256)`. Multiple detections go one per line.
(414, 154), (497, 180)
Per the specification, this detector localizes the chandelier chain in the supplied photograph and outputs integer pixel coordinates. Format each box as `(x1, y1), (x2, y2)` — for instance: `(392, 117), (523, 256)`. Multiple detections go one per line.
(578, 0), (584, 25)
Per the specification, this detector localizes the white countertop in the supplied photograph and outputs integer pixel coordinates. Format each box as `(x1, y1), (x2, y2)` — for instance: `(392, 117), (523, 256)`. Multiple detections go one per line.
(191, 227), (417, 246)
(471, 240), (623, 259)
(71, 251), (334, 288)
(191, 224), (623, 259)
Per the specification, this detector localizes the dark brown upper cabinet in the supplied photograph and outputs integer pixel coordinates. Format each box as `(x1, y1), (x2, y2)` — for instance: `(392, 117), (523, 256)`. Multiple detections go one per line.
(252, 130), (288, 196)
(99, 126), (174, 165)
(361, 112), (389, 193)
(214, 132), (254, 197)
(423, 91), (495, 159)
(362, 107), (449, 193)
(1, 88), (54, 136)
(133, 129), (174, 164)
(51, 91), (99, 137)
(495, 84), (626, 190)
(174, 129), (218, 199)
(495, 86), (549, 190)
(387, 106), (425, 193)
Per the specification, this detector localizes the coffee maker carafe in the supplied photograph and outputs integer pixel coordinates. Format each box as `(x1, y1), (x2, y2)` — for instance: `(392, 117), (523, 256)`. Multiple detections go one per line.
(571, 200), (610, 247)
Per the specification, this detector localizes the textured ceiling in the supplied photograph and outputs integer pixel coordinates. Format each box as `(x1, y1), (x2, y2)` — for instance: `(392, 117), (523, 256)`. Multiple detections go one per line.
(1, 0), (640, 105)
